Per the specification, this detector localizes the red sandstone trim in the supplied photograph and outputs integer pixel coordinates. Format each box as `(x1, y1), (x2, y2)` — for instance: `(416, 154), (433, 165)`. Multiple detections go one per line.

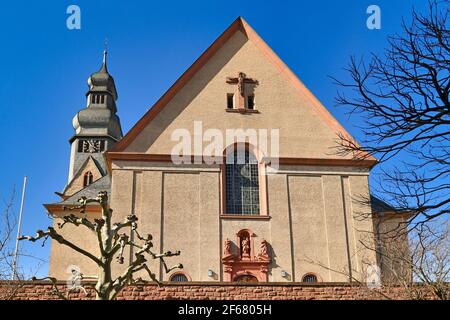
(44, 204), (102, 215)
(105, 152), (377, 173)
(276, 157), (377, 168)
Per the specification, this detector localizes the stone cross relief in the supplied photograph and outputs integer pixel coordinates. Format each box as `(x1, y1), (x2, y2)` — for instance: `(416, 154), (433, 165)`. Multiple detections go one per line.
(226, 72), (258, 109)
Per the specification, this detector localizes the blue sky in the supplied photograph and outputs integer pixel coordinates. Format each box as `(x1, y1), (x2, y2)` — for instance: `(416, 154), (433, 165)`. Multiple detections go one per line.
(0, 0), (430, 277)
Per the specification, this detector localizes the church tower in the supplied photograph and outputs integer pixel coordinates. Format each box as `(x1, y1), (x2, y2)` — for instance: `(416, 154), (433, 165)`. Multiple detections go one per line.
(65, 50), (122, 193)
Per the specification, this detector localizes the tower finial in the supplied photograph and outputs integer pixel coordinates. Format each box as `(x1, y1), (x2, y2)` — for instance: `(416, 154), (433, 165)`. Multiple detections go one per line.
(103, 38), (108, 62)
(101, 38), (108, 71)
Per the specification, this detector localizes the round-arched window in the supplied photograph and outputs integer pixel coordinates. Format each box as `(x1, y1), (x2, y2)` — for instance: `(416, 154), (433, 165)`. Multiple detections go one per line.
(83, 171), (94, 187)
(225, 148), (259, 215)
(302, 274), (318, 283)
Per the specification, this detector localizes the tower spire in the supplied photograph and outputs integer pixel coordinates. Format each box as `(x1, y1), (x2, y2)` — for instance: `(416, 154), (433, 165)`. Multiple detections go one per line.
(68, 45), (122, 183)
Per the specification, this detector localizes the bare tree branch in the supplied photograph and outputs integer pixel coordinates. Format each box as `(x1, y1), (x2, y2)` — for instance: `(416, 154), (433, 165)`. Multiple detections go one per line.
(333, 0), (450, 230)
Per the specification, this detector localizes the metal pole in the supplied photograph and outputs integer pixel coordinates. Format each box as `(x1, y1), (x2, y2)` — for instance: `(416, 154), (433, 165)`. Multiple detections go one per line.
(11, 176), (27, 280)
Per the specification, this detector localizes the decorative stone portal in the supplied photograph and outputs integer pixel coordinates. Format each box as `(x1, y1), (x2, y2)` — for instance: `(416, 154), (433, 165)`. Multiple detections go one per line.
(235, 275), (258, 283)
(222, 229), (271, 282)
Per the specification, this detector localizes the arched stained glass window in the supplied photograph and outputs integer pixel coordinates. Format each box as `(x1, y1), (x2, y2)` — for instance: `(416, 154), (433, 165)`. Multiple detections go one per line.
(225, 149), (260, 215)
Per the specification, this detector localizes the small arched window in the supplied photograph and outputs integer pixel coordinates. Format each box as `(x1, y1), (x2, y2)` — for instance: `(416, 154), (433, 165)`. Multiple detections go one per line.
(83, 171), (94, 187)
(225, 148), (259, 215)
(170, 273), (189, 282)
(302, 273), (318, 283)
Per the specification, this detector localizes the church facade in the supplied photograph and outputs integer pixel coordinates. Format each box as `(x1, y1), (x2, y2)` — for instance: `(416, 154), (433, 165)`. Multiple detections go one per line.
(45, 17), (404, 284)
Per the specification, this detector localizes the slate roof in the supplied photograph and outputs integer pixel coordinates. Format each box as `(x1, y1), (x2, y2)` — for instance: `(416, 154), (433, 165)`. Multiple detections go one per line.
(62, 156), (106, 195)
(371, 195), (396, 213)
(58, 175), (111, 206)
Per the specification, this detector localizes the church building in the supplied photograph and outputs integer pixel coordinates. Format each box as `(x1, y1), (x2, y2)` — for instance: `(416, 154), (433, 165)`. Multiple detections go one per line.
(45, 17), (404, 283)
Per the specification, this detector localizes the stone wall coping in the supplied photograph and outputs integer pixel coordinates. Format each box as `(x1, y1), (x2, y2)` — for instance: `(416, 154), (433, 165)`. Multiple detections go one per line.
(0, 280), (402, 287)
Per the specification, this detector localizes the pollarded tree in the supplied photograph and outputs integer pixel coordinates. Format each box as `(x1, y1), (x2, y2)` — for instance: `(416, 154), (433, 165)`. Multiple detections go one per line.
(19, 191), (183, 300)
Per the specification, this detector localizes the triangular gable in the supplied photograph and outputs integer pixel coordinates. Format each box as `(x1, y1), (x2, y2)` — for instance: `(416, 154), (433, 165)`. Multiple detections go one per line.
(63, 156), (104, 196)
(61, 175), (111, 206)
(111, 17), (374, 162)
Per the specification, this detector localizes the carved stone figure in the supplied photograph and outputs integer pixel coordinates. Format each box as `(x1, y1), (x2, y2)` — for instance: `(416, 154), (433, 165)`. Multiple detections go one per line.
(241, 237), (250, 257)
(258, 239), (269, 259)
(237, 72), (246, 96)
(224, 238), (232, 256)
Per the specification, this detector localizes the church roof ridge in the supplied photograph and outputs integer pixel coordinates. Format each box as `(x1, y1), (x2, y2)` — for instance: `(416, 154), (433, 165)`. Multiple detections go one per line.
(110, 17), (375, 162)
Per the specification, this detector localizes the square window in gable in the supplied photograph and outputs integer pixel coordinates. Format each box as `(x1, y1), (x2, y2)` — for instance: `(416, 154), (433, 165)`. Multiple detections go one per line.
(227, 93), (234, 109)
(247, 95), (255, 109)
